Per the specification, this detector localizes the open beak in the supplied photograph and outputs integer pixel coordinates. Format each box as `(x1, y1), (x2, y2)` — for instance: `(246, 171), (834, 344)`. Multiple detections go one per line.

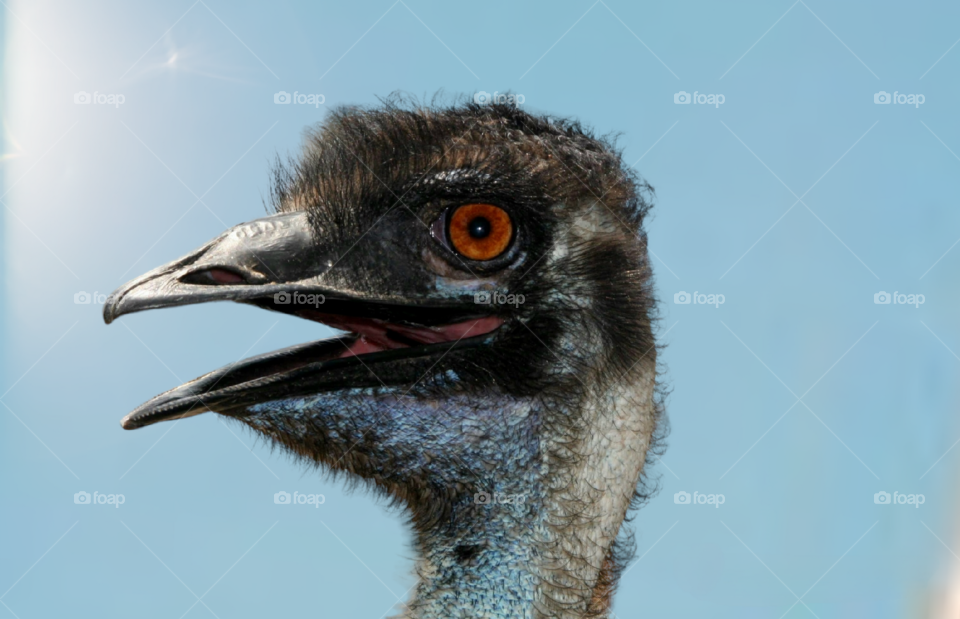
(104, 211), (503, 430)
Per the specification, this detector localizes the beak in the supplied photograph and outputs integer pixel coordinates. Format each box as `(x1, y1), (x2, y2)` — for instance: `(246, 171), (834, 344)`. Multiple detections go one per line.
(104, 211), (503, 430)
(103, 212), (330, 324)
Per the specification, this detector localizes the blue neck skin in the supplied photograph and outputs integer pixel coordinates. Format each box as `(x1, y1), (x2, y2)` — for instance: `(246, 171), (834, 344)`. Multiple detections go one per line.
(246, 391), (546, 619)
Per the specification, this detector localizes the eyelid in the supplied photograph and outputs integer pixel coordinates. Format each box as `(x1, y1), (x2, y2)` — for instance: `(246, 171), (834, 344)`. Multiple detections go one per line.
(429, 211), (447, 246)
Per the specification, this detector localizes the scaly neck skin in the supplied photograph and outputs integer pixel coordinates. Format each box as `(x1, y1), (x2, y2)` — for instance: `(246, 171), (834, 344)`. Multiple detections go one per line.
(402, 490), (544, 619)
(399, 395), (546, 619)
(246, 393), (547, 618)
(244, 366), (656, 619)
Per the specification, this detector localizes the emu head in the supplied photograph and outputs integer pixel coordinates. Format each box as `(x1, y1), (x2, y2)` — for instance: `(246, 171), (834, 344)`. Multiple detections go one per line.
(104, 99), (663, 618)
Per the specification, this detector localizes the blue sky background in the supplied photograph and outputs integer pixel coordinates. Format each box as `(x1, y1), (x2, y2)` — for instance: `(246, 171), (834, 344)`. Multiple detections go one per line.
(2, 1), (960, 617)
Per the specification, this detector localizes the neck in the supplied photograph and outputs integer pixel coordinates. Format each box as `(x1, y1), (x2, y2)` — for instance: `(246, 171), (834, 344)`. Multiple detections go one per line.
(404, 495), (543, 618)
(400, 396), (546, 619)
(401, 484), (623, 619)
(247, 362), (658, 618)
(398, 368), (658, 619)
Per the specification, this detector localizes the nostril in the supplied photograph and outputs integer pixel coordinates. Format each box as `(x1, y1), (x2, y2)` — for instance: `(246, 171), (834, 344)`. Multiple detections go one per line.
(181, 268), (246, 285)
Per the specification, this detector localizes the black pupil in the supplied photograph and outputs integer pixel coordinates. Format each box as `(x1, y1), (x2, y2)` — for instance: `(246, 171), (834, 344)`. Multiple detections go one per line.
(468, 216), (491, 239)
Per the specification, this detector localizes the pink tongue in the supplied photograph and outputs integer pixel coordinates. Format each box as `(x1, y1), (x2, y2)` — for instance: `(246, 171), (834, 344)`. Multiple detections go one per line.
(335, 315), (504, 358)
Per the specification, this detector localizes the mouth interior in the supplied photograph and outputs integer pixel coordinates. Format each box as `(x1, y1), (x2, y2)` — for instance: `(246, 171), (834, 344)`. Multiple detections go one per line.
(296, 311), (504, 358)
(231, 295), (505, 380)
(244, 295), (504, 359)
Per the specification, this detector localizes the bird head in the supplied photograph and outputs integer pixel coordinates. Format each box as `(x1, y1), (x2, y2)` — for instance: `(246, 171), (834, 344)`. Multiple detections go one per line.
(104, 98), (663, 618)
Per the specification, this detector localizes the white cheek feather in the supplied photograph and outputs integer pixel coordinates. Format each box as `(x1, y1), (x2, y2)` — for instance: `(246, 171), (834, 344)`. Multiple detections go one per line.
(533, 200), (657, 612)
(537, 364), (658, 610)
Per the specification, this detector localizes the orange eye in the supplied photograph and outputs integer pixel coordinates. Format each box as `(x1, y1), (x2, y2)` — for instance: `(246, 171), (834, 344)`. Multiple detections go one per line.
(447, 203), (513, 261)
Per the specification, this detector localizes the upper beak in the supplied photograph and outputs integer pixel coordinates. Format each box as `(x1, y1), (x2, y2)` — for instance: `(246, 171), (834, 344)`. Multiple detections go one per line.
(103, 211), (331, 324)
